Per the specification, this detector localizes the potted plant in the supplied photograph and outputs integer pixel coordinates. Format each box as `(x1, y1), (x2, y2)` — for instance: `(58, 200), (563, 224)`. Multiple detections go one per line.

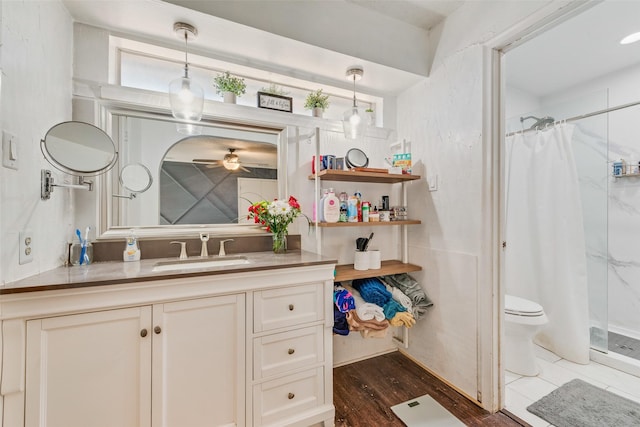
(260, 83), (289, 96)
(365, 108), (375, 126)
(213, 71), (246, 104)
(304, 89), (330, 118)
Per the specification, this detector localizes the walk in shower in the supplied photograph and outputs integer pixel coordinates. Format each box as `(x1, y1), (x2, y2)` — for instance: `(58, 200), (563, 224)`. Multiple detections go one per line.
(506, 89), (640, 376)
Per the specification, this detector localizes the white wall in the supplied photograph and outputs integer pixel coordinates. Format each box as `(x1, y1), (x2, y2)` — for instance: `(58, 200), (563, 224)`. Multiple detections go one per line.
(0, 1), (73, 285)
(396, 0), (561, 406)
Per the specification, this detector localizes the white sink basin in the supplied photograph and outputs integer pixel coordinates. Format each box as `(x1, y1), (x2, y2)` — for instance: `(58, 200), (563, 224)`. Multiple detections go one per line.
(152, 256), (250, 272)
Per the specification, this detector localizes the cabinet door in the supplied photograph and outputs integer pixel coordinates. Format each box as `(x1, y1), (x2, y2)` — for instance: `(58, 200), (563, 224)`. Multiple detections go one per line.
(25, 306), (152, 427)
(152, 294), (245, 427)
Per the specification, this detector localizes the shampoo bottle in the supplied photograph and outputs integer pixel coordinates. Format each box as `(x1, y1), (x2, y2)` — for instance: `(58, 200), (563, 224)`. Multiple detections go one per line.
(123, 229), (141, 262)
(318, 189), (328, 222)
(324, 188), (340, 223)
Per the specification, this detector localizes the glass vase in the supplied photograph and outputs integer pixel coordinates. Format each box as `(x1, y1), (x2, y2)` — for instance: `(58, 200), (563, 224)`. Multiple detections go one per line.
(272, 230), (287, 254)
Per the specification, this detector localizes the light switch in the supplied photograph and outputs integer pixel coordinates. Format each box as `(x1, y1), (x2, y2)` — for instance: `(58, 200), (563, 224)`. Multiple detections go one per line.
(2, 130), (18, 170)
(428, 174), (438, 192)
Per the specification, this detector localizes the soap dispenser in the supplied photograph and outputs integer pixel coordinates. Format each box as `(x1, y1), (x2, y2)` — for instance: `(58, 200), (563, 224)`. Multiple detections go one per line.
(123, 229), (141, 262)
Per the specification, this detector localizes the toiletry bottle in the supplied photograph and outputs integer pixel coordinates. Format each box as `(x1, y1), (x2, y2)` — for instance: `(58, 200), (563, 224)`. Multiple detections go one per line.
(324, 188), (340, 223)
(318, 189), (328, 222)
(362, 201), (370, 222)
(123, 229), (141, 262)
(339, 191), (348, 222)
(354, 191), (362, 222)
(347, 196), (359, 222)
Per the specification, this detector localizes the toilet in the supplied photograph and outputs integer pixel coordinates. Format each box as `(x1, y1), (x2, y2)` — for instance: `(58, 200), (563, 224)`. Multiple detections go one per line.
(504, 294), (548, 376)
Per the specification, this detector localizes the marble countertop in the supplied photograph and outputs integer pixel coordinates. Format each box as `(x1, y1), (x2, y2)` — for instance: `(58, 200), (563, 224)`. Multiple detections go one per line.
(1, 250), (337, 295)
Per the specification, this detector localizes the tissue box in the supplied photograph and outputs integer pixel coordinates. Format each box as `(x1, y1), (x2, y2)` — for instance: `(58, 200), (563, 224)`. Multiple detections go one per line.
(392, 153), (412, 174)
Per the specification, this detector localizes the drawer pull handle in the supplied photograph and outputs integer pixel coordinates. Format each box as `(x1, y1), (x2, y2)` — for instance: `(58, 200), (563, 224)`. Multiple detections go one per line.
(288, 304), (294, 311)
(288, 348), (295, 355)
(140, 329), (148, 338)
(288, 392), (295, 400)
(154, 326), (162, 334)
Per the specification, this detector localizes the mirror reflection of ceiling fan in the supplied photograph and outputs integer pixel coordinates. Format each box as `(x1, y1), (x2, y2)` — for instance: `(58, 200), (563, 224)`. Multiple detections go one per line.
(193, 148), (268, 173)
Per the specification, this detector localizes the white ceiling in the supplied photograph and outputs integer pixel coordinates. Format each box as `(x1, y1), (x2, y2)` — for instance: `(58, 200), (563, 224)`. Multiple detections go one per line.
(62, 0), (463, 95)
(506, 0), (640, 98)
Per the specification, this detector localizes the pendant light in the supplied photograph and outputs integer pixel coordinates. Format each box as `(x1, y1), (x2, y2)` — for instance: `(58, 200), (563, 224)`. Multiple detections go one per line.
(169, 22), (204, 130)
(343, 66), (366, 140)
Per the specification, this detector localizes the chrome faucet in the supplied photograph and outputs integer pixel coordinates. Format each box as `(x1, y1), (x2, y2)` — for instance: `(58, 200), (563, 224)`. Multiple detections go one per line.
(170, 241), (188, 260)
(219, 239), (234, 256)
(199, 233), (209, 257)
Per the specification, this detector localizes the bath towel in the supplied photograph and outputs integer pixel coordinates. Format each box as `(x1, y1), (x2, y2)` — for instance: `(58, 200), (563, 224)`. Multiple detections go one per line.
(344, 284), (386, 322)
(352, 278), (392, 307)
(380, 273), (433, 320)
(333, 306), (349, 335)
(385, 284), (413, 312)
(334, 285), (356, 313)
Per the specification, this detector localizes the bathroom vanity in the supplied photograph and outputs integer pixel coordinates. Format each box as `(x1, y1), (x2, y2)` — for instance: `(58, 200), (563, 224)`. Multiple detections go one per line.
(0, 251), (336, 427)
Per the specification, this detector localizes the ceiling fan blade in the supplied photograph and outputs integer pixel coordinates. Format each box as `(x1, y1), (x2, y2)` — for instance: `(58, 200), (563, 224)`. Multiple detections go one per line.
(240, 165), (251, 173)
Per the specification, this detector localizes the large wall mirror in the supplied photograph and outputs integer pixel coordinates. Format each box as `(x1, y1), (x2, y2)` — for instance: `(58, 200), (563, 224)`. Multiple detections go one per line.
(100, 108), (288, 238)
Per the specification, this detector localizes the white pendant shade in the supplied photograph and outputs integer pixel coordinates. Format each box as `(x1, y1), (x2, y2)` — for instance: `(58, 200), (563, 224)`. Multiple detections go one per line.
(169, 76), (204, 122)
(343, 106), (366, 140)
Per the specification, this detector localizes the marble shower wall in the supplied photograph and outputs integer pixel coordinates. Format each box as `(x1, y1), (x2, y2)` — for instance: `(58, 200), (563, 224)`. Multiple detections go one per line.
(509, 62), (640, 340)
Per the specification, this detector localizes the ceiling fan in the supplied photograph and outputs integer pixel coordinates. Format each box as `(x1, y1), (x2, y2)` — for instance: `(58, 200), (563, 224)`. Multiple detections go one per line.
(193, 148), (252, 172)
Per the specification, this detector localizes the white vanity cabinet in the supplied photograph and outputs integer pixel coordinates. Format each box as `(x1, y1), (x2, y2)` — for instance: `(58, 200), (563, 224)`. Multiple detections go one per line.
(24, 294), (245, 427)
(1, 262), (335, 427)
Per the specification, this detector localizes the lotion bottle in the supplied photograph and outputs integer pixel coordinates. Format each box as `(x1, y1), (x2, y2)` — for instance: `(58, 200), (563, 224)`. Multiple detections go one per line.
(123, 229), (141, 262)
(324, 188), (340, 223)
(318, 189), (328, 222)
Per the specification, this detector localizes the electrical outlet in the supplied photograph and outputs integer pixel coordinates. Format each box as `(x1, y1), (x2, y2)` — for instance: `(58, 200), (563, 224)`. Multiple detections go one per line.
(2, 130), (18, 170)
(428, 174), (438, 192)
(19, 230), (33, 264)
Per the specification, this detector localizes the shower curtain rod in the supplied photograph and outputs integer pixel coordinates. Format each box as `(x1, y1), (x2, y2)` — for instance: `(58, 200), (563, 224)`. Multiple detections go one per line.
(505, 98), (640, 137)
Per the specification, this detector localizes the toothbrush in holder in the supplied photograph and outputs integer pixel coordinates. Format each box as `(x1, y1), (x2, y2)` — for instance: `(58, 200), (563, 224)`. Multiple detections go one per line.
(82, 226), (91, 265)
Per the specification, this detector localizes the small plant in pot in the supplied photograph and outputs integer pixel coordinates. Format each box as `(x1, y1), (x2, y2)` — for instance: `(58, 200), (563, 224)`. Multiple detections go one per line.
(214, 71), (246, 104)
(260, 83), (289, 96)
(365, 108), (375, 125)
(304, 89), (330, 118)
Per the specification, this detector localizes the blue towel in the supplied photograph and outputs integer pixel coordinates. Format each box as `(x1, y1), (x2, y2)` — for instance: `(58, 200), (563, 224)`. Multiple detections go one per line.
(383, 298), (407, 319)
(352, 278), (391, 307)
(334, 288), (356, 313)
(333, 306), (350, 335)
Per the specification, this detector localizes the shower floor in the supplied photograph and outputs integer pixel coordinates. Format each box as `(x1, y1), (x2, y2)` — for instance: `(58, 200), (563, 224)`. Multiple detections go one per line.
(608, 331), (640, 361)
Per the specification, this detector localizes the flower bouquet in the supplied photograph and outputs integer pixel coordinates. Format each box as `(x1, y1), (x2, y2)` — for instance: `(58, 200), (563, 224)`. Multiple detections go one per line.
(247, 196), (304, 253)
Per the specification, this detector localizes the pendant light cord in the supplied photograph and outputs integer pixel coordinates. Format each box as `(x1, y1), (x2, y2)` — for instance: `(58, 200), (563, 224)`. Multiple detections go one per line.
(352, 75), (357, 108)
(183, 30), (190, 79)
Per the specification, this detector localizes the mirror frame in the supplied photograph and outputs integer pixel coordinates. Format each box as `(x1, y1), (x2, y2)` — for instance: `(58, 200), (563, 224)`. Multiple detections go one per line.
(94, 102), (289, 240)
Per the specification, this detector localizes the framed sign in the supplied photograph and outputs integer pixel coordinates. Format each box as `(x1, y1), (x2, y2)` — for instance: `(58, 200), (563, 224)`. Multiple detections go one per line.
(257, 92), (293, 113)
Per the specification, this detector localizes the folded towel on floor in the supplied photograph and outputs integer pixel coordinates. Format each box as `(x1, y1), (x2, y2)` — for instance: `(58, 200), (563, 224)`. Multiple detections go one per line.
(344, 284), (386, 322)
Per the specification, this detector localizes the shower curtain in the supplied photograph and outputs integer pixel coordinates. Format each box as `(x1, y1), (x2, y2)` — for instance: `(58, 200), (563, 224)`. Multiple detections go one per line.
(505, 123), (590, 364)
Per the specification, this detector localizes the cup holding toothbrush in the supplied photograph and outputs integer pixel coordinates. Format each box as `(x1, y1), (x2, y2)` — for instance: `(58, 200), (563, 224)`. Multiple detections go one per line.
(70, 242), (93, 266)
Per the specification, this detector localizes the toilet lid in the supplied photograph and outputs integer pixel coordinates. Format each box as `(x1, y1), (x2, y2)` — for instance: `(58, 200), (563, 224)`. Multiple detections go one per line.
(505, 294), (544, 316)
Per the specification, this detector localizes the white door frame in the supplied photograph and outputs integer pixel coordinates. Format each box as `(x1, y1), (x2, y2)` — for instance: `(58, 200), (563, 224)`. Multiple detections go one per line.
(480, 0), (596, 412)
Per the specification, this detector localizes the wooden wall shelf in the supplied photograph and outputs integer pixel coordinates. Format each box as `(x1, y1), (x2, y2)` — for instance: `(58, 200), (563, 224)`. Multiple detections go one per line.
(334, 260), (422, 282)
(309, 170), (421, 184)
(315, 220), (421, 227)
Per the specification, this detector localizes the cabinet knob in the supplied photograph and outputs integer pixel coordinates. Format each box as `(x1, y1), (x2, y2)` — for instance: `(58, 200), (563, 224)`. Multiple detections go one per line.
(288, 393), (295, 400)
(288, 304), (294, 311)
(140, 329), (148, 338)
(288, 348), (295, 355)
(154, 326), (162, 334)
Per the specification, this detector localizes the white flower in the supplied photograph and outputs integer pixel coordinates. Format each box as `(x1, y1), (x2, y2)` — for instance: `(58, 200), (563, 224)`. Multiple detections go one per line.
(268, 199), (291, 216)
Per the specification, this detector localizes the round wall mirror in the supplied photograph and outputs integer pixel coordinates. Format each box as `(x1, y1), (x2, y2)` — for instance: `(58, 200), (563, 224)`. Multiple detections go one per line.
(41, 121), (118, 176)
(119, 163), (153, 194)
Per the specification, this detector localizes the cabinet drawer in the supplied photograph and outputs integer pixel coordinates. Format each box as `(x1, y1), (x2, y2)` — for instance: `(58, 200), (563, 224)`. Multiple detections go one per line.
(254, 325), (323, 380)
(253, 367), (324, 426)
(253, 283), (324, 332)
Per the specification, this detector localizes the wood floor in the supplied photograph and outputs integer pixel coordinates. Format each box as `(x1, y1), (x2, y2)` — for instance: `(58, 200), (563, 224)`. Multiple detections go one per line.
(334, 351), (526, 426)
